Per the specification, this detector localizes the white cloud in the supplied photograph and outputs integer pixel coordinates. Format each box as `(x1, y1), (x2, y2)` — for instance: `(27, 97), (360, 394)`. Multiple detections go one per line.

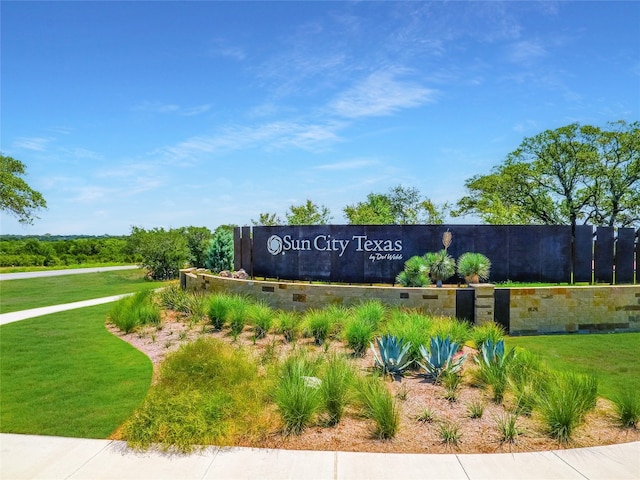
(12, 137), (53, 151)
(131, 102), (211, 116)
(507, 40), (547, 64)
(315, 158), (380, 171)
(330, 68), (437, 118)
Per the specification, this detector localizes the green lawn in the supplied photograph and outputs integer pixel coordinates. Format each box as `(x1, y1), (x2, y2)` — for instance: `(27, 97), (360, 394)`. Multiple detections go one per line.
(507, 332), (640, 399)
(0, 304), (152, 438)
(0, 269), (169, 313)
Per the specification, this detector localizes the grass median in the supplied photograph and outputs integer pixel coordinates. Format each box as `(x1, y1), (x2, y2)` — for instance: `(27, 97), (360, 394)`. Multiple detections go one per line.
(0, 269), (168, 313)
(0, 304), (152, 438)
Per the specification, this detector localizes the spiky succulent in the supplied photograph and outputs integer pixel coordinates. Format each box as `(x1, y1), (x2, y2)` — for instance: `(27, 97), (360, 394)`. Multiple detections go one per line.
(370, 334), (413, 376)
(418, 336), (466, 381)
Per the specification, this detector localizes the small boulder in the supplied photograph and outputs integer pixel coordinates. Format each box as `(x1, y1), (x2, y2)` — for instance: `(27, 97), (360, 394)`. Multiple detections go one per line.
(218, 270), (232, 277)
(232, 268), (248, 279)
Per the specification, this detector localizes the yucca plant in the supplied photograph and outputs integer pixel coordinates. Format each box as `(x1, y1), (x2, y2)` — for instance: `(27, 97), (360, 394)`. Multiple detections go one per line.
(424, 250), (456, 287)
(418, 336), (466, 382)
(395, 255), (430, 287)
(370, 334), (413, 377)
(457, 252), (491, 284)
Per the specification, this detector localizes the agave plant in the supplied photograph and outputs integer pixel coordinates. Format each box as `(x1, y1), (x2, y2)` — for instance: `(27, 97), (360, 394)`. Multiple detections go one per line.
(370, 334), (413, 377)
(476, 339), (515, 368)
(417, 336), (466, 381)
(424, 250), (456, 287)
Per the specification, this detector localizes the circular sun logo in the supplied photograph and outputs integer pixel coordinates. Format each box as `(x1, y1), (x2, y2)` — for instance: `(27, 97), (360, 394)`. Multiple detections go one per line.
(266, 235), (283, 255)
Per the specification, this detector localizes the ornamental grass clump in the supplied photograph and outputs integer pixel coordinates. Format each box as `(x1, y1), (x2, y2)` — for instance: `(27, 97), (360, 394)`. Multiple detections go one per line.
(470, 321), (505, 351)
(274, 354), (323, 434)
(344, 317), (376, 356)
(612, 390), (640, 428)
(473, 339), (516, 404)
(357, 376), (400, 439)
(109, 290), (161, 333)
(207, 293), (234, 330)
(277, 310), (301, 343)
(303, 309), (332, 345)
(319, 353), (356, 425)
(247, 301), (273, 339)
(385, 309), (432, 365)
(430, 316), (471, 347)
(536, 371), (598, 443)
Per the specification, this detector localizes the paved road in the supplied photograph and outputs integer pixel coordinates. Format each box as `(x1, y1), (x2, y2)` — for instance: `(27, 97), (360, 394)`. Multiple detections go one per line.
(0, 265), (138, 281)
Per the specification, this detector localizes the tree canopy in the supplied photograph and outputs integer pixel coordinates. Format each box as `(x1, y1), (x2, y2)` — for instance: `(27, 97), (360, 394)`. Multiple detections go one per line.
(285, 199), (332, 225)
(452, 121), (640, 229)
(344, 185), (448, 225)
(0, 154), (47, 224)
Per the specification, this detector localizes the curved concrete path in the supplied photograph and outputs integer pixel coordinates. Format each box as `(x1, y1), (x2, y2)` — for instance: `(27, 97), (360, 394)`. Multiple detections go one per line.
(1, 284), (638, 479)
(0, 265), (138, 281)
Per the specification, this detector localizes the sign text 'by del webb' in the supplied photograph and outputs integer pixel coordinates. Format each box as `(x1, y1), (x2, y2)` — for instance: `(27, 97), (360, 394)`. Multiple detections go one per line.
(266, 234), (403, 262)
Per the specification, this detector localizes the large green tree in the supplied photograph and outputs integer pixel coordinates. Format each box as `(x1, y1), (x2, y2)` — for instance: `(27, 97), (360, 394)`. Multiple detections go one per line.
(127, 226), (191, 280)
(286, 199), (332, 225)
(344, 185), (448, 225)
(251, 212), (283, 226)
(0, 154), (47, 224)
(452, 121), (640, 230)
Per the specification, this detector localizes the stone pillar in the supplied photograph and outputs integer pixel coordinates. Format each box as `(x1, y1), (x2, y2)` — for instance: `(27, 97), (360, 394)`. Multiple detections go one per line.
(472, 283), (495, 325)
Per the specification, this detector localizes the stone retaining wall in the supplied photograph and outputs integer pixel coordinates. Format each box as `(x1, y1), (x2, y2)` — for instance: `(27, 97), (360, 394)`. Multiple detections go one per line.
(181, 269), (640, 335)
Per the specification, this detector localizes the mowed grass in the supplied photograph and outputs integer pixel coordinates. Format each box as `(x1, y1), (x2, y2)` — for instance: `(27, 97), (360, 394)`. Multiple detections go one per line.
(0, 269), (167, 313)
(507, 332), (640, 399)
(0, 304), (152, 438)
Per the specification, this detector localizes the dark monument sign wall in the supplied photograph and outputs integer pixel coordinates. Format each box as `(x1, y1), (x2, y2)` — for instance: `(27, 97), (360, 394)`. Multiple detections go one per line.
(239, 225), (575, 284)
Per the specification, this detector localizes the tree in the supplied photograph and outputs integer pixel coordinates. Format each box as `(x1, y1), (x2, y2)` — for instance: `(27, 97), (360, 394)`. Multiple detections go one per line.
(179, 226), (213, 268)
(0, 154), (47, 224)
(286, 200), (332, 225)
(127, 226), (191, 280)
(204, 225), (234, 272)
(251, 212), (283, 226)
(344, 185), (448, 225)
(452, 121), (640, 229)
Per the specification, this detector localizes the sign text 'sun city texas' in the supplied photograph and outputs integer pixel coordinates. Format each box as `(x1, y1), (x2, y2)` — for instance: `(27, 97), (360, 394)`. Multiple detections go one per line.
(266, 234), (403, 262)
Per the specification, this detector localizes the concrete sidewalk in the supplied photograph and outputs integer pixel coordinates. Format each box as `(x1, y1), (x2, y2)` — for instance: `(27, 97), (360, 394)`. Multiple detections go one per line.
(0, 266), (138, 281)
(0, 294), (133, 326)
(1, 434), (638, 480)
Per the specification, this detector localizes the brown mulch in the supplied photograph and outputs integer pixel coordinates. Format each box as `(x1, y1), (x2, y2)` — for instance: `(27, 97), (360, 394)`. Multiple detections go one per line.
(106, 311), (639, 454)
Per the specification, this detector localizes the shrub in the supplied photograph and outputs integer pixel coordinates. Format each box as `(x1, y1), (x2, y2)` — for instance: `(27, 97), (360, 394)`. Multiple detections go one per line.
(395, 255), (430, 287)
(457, 252), (491, 284)
(357, 376), (400, 439)
(128, 226), (191, 280)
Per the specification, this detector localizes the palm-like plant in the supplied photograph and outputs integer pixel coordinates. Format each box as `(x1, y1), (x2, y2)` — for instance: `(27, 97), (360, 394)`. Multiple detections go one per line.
(395, 255), (430, 287)
(457, 252), (491, 285)
(424, 250), (456, 287)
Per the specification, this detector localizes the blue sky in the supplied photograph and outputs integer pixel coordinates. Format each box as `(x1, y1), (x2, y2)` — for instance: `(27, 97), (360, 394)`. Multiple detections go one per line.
(2, 1), (639, 235)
